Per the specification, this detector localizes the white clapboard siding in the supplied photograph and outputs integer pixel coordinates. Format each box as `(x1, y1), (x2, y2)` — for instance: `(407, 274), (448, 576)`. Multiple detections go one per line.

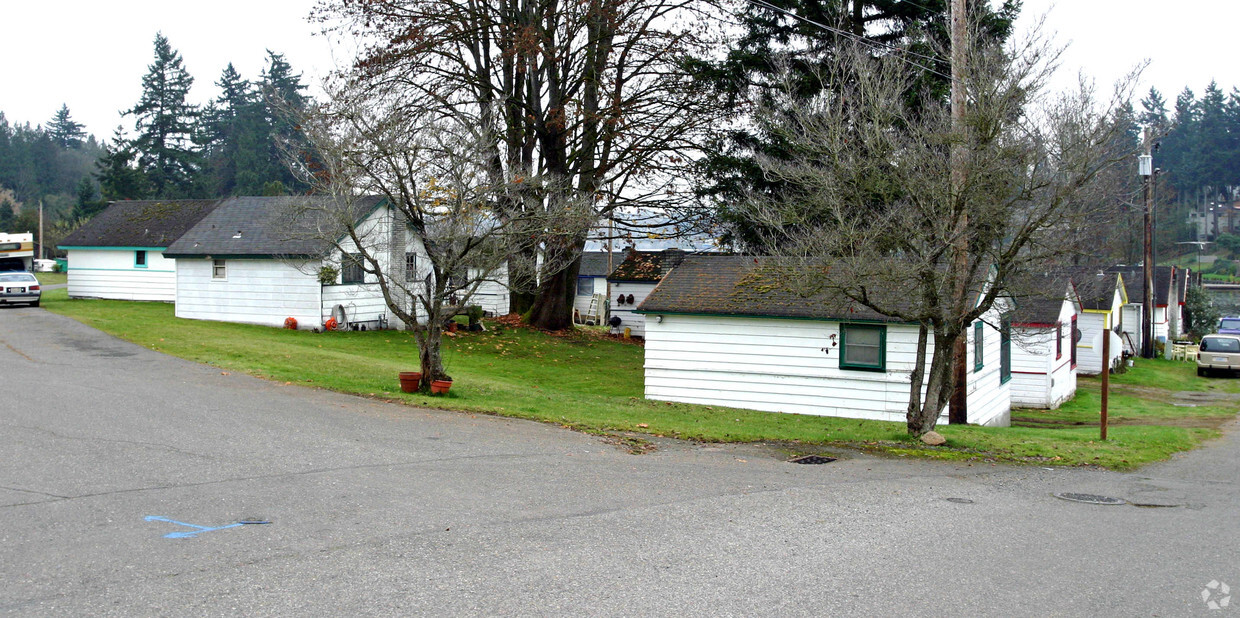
(1119, 304), (1142, 354)
(644, 312), (1009, 426)
(961, 310), (1011, 427)
(66, 249), (177, 301)
(1010, 301), (1078, 409)
(467, 265), (511, 317)
(611, 281), (657, 336)
(175, 259), (322, 328)
(322, 284), (390, 327)
(573, 276), (607, 317)
(1153, 305), (1170, 343)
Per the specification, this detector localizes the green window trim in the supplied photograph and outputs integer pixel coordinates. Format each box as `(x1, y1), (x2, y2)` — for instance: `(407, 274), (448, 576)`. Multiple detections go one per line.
(134, 250), (148, 269)
(973, 321), (984, 372)
(839, 323), (887, 372)
(999, 315), (1012, 384)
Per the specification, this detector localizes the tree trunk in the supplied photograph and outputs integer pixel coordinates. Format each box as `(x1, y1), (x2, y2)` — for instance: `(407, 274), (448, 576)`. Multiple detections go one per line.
(418, 321), (450, 388)
(527, 253), (582, 330)
(907, 329), (960, 435)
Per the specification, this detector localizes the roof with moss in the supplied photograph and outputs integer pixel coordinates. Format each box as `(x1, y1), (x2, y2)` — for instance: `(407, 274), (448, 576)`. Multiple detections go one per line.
(163, 195), (384, 258)
(636, 255), (912, 322)
(59, 199), (223, 248)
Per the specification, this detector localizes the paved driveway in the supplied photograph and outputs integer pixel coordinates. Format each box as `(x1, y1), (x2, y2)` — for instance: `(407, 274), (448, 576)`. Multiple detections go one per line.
(2, 306), (1238, 615)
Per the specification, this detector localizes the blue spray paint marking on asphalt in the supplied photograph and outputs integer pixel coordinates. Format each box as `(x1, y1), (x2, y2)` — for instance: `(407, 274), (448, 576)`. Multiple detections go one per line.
(144, 515), (246, 538)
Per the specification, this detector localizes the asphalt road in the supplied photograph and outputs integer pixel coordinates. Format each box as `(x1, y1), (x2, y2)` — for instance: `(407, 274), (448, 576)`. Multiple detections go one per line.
(2, 306), (1238, 616)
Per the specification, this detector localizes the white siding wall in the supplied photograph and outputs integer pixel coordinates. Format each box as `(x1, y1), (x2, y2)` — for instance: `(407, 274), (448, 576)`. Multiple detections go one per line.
(1010, 301), (1078, 409)
(573, 276), (607, 318)
(611, 281), (656, 337)
(66, 249), (177, 301)
(1119, 304), (1142, 354)
(322, 284), (389, 327)
(467, 265), (510, 317)
(1154, 306), (1169, 343)
(1078, 313), (1123, 375)
(645, 313), (1009, 426)
(960, 305), (1012, 427)
(176, 259), (322, 328)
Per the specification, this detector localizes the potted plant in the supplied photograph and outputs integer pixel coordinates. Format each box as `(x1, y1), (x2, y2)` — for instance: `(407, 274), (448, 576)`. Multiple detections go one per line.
(398, 371), (423, 393)
(430, 377), (453, 395)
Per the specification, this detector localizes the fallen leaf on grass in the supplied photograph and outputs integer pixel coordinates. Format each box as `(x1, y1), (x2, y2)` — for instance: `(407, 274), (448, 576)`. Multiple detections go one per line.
(637, 423), (649, 428)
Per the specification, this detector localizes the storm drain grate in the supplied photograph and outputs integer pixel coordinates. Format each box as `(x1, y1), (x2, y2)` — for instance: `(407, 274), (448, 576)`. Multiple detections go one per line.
(1053, 492), (1126, 505)
(788, 455), (837, 465)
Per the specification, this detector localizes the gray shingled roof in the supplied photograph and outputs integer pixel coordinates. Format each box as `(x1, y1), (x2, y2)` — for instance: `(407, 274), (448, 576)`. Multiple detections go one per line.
(579, 251), (625, 277)
(164, 196), (384, 259)
(1105, 265), (1171, 306)
(59, 199), (222, 248)
(1008, 274), (1075, 326)
(637, 255), (912, 322)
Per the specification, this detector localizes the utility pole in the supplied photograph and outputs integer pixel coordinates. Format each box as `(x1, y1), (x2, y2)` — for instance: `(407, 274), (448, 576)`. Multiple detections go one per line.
(1140, 129), (1154, 358)
(38, 200), (44, 260)
(948, 0), (970, 425)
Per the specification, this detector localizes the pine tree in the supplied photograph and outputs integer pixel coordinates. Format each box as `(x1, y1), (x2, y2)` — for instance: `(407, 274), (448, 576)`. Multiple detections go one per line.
(47, 104), (86, 148)
(258, 51), (310, 193)
(200, 63), (260, 195)
(124, 33), (200, 198)
(71, 177), (107, 220)
(96, 128), (149, 201)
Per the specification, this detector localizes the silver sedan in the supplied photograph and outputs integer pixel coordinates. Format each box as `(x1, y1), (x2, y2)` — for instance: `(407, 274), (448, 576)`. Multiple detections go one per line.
(0, 272), (40, 307)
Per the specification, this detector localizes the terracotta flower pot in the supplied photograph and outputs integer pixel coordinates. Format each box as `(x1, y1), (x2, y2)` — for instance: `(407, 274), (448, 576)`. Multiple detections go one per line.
(398, 372), (423, 393)
(430, 379), (453, 395)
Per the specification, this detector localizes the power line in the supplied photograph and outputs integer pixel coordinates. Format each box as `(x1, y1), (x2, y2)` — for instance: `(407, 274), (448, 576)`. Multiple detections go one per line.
(742, 0), (952, 81)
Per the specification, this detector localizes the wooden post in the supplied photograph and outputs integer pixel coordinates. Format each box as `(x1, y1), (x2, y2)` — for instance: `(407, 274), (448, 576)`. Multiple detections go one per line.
(1101, 329), (1109, 440)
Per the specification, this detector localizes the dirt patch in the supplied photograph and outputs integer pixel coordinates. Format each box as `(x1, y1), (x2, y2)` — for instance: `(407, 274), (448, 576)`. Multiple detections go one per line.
(1109, 383), (1240, 404)
(1013, 415), (1235, 429)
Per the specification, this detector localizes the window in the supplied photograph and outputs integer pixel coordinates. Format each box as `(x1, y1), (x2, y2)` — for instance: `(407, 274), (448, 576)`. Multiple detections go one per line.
(134, 250), (147, 268)
(1070, 315), (1078, 368)
(999, 315), (1012, 384)
(405, 252), (417, 282)
(839, 324), (886, 371)
(1055, 320), (1063, 360)
(973, 321), (984, 372)
(577, 276), (593, 296)
(212, 259), (226, 280)
(341, 253), (364, 284)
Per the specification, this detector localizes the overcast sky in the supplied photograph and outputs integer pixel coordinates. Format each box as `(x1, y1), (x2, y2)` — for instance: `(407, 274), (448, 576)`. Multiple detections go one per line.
(0, 1), (1234, 140)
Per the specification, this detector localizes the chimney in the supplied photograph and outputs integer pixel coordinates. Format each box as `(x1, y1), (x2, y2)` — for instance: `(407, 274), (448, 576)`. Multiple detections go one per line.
(660, 248), (685, 277)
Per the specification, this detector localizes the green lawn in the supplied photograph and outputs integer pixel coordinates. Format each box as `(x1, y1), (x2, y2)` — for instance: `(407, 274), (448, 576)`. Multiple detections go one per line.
(40, 289), (1232, 470)
(35, 272), (67, 286)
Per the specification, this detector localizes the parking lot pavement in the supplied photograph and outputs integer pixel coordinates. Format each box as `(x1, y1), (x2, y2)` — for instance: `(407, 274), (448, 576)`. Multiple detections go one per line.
(2, 307), (1238, 616)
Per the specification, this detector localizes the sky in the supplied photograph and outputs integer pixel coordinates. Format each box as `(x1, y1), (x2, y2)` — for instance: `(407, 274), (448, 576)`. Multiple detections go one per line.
(0, 1), (1236, 140)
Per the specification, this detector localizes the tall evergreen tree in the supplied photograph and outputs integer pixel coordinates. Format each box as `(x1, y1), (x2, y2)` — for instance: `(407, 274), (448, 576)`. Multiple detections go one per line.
(688, 0), (1020, 248)
(1192, 81), (1231, 198)
(96, 128), (149, 201)
(47, 104), (86, 148)
(200, 63), (262, 195)
(124, 33), (200, 198)
(258, 51), (310, 193)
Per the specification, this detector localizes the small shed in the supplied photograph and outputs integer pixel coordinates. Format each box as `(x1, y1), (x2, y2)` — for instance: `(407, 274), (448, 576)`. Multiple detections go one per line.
(574, 251), (623, 323)
(1076, 271), (1126, 375)
(1106, 265), (1174, 345)
(636, 255), (1011, 426)
(59, 200), (221, 301)
(1009, 276), (1080, 409)
(607, 248), (688, 337)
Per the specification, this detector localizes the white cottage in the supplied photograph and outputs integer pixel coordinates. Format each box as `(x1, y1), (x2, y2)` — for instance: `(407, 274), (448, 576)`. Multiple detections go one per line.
(636, 255), (1011, 426)
(59, 200), (221, 301)
(1076, 271), (1126, 375)
(608, 248), (689, 337)
(573, 251), (623, 324)
(164, 196), (441, 330)
(1009, 276), (1080, 409)
(1106, 265), (1174, 348)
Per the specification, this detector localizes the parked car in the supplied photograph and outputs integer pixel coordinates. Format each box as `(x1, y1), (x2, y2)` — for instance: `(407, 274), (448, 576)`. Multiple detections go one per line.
(1197, 334), (1240, 377)
(1218, 316), (1240, 335)
(0, 272), (40, 307)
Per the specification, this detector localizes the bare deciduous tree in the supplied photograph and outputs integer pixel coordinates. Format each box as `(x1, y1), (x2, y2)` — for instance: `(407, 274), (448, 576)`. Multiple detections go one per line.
(736, 29), (1139, 435)
(284, 79), (591, 389)
(314, 0), (729, 330)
